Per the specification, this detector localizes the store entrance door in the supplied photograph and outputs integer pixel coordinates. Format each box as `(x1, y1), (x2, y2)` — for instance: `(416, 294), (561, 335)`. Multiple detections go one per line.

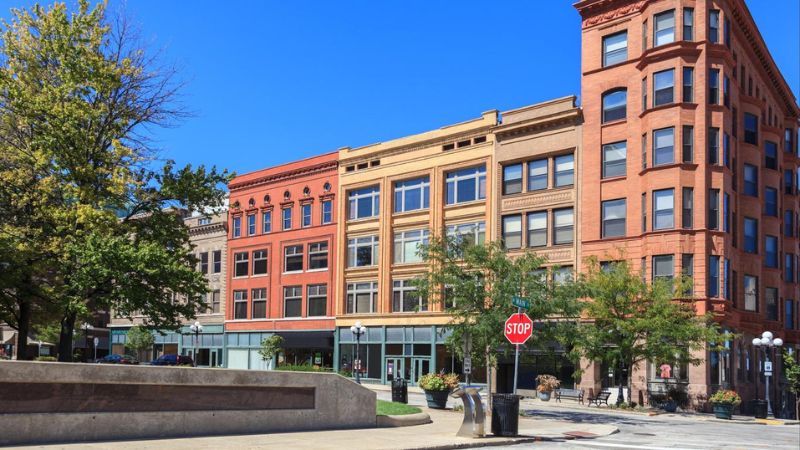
(385, 357), (405, 384)
(410, 357), (430, 385)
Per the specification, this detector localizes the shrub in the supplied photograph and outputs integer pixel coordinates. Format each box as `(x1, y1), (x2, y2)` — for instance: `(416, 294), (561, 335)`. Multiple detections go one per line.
(418, 373), (460, 391)
(277, 364), (327, 372)
(535, 374), (560, 393)
(35, 356), (57, 362)
(709, 389), (741, 406)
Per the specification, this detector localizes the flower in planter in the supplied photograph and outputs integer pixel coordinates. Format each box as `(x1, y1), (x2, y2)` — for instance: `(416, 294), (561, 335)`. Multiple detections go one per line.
(708, 389), (741, 406)
(535, 374), (560, 393)
(418, 373), (460, 392)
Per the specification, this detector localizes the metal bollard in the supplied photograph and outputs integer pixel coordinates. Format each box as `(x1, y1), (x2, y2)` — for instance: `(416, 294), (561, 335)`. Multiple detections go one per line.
(450, 386), (485, 438)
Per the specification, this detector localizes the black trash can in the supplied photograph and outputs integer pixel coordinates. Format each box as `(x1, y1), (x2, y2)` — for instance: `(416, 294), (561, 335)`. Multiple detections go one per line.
(392, 378), (408, 404)
(492, 393), (520, 437)
(751, 399), (768, 419)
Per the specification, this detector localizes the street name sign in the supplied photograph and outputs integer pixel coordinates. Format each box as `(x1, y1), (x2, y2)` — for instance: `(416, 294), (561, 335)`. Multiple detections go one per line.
(511, 296), (530, 310)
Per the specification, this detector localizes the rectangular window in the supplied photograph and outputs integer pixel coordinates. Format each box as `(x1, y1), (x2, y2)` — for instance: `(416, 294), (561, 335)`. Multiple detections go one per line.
(642, 77), (648, 111)
(503, 164), (523, 195)
(553, 267), (573, 285)
(654, 10), (675, 46)
(653, 127), (674, 166)
(709, 69), (719, 104)
(446, 166), (486, 204)
(252, 250), (268, 275)
(766, 288), (778, 321)
(642, 19), (648, 51)
(321, 200), (333, 224)
(212, 250), (221, 273)
(709, 255), (720, 297)
(744, 217), (758, 254)
(653, 69), (675, 106)
(765, 141), (778, 170)
(709, 10), (720, 44)
(282, 207), (292, 230)
(682, 253), (693, 296)
(348, 235), (379, 267)
(708, 127), (719, 165)
(602, 199), (626, 238)
(210, 290), (221, 314)
(765, 235), (778, 268)
(642, 193), (647, 233)
(199, 252), (208, 274)
(602, 31), (627, 66)
(723, 75), (730, 107)
(786, 300), (795, 330)
(724, 14), (731, 47)
(247, 214), (256, 236)
(786, 253), (795, 282)
(502, 215), (522, 249)
(262, 211), (272, 233)
(446, 222), (486, 247)
(724, 192), (730, 232)
(653, 255), (674, 285)
(724, 258), (731, 300)
(554, 154), (575, 187)
(394, 177), (430, 212)
(744, 113), (758, 144)
(641, 133), (647, 170)
(307, 284), (327, 317)
(682, 126), (693, 162)
(527, 212), (547, 247)
(683, 8), (694, 41)
(301, 203), (312, 227)
(786, 210), (794, 237)
(394, 229), (430, 264)
(283, 286), (302, 318)
(251, 288), (267, 319)
(785, 170), (794, 195)
(528, 159), (548, 191)
(602, 141), (626, 178)
(232, 216), (241, 238)
(349, 186), (380, 219)
(708, 189), (719, 230)
(233, 290), (248, 319)
(234, 252), (248, 278)
(743, 164), (758, 196)
(723, 133), (730, 167)
(553, 208), (574, 245)
(732, 107), (738, 138)
(682, 67), (693, 102)
(765, 187), (778, 216)
(744, 275), (757, 311)
(786, 128), (795, 153)
(682, 187), (693, 228)
(284, 245), (303, 272)
(392, 279), (427, 313)
(308, 242), (329, 270)
(653, 188), (675, 230)
(346, 282), (377, 314)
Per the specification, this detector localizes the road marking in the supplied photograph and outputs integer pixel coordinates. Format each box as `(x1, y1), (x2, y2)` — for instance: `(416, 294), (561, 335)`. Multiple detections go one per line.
(570, 442), (702, 450)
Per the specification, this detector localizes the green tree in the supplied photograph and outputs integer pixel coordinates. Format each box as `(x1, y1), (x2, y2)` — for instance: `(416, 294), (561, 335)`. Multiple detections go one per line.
(573, 257), (729, 405)
(126, 325), (154, 362)
(414, 234), (582, 383)
(258, 335), (284, 370)
(783, 349), (800, 420)
(0, 1), (231, 360)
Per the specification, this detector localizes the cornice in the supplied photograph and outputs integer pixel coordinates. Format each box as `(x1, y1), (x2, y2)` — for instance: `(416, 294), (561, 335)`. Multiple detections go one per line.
(229, 161), (338, 192)
(575, 0), (648, 29)
(494, 110), (582, 140)
(188, 222), (227, 237)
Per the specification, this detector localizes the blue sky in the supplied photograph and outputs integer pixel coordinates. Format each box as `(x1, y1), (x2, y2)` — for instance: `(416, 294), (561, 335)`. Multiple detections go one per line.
(3, 1), (798, 177)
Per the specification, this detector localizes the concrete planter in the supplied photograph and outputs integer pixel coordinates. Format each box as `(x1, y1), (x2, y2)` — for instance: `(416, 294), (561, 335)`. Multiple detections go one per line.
(424, 390), (450, 409)
(537, 391), (552, 401)
(712, 403), (734, 420)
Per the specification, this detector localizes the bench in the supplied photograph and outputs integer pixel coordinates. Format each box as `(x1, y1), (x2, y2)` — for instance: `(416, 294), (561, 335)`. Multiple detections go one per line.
(587, 390), (611, 407)
(554, 388), (584, 404)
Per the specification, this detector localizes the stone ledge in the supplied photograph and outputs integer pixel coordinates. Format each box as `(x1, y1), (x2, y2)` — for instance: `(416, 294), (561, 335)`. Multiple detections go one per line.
(376, 412), (432, 427)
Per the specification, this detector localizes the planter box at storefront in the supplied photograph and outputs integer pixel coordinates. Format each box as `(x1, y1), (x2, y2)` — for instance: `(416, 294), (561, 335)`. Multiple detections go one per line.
(424, 390), (449, 409)
(712, 403), (734, 420)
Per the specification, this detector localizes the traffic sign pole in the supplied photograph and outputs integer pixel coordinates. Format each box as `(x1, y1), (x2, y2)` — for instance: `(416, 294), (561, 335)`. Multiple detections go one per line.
(513, 309), (521, 394)
(504, 308), (533, 395)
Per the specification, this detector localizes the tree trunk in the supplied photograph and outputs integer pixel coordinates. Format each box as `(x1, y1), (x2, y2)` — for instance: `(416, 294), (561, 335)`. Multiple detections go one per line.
(57, 311), (77, 362)
(15, 298), (33, 360)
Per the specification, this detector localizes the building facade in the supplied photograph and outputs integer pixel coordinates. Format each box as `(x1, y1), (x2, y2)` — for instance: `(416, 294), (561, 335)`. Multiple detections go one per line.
(225, 152), (338, 370)
(109, 211), (228, 366)
(334, 110), (497, 385)
(494, 97), (583, 393)
(575, 0), (799, 409)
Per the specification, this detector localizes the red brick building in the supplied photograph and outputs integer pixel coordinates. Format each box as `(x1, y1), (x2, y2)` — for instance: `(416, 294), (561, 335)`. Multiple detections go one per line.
(225, 152), (338, 370)
(576, 0), (799, 411)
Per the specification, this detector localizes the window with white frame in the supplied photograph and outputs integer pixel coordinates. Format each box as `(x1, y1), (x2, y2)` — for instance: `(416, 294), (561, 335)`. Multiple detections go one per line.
(252, 249), (268, 275)
(392, 279), (427, 312)
(232, 216), (241, 238)
(394, 177), (430, 212)
(602, 141), (626, 178)
(346, 282), (377, 314)
(247, 214), (256, 236)
(553, 266), (573, 284)
(653, 127), (675, 166)
(654, 10), (675, 46)
(503, 164), (523, 195)
(251, 288), (267, 318)
(348, 235), (379, 267)
(234, 252), (248, 277)
(282, 207), (292, 230)
(209, 289), (221, 314)
(602, 31), (627, 66)
(308, 241), (329, 270)
(284, 245), (303, 272)
(283, 286), (302, 318)
(307, 284), (327, 317)
(528, 159), (548, 191)
(349, 186), (380, 220)
(394, 229), (429, 264)
(744, 275), (757, 311)
(502, 215), (522, 249)
(446, 222), (486, 247)
(602, 89), (627, 123)
(602, 199), (627, 238)
(527, 211), (547, 247)
(262, 210), (272, 233)
(302, 203), (312, 227)
(553, 208), (574, 245)
(446, 166), (486, 205)
(233, 290), (248, 319)
(321, 200), (333, 224)
(554, 154), (574, 187)
(653, 69), (675, 106)
(652, 255), (674, 284)
(653, 189), (675, 230)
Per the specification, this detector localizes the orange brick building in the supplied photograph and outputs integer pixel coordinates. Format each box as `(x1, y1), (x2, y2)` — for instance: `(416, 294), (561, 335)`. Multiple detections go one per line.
(225, 152), (338, 370)
(576, 0), (799, 409)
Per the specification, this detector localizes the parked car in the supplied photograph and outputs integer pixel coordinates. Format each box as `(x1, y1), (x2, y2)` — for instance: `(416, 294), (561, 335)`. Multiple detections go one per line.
(151, 354), (194, 366)
(98, 354), (139, 365)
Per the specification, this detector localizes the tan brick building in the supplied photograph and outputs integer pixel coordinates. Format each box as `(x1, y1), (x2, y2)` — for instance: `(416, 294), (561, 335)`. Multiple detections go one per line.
(575, 0), (799, 409)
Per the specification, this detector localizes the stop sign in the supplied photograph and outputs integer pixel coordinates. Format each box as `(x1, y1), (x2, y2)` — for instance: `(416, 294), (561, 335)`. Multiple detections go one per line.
(504, 313), (533, 345)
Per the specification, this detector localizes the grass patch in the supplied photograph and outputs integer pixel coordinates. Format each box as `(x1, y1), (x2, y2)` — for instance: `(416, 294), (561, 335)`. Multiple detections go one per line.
(376, 400), (422, 416)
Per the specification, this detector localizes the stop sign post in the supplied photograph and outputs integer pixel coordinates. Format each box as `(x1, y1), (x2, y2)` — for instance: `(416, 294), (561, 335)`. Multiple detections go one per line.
(505, 312), (533, 395)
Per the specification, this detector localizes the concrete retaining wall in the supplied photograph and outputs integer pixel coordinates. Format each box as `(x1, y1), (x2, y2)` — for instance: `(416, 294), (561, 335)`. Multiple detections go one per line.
(0, 361), (376, 446)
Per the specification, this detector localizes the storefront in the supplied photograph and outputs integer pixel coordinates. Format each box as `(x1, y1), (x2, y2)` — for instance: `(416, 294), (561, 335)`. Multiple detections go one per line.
(225, 330), (334, 370)
(109, 325), (224, 367)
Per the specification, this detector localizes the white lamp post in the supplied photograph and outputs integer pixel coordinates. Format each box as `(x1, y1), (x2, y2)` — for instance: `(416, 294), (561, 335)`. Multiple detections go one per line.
(189, 321), (203, 367)
(350, 321), (367, 384)
(752, 331), (782, 417)
(81, 323), (93, 362)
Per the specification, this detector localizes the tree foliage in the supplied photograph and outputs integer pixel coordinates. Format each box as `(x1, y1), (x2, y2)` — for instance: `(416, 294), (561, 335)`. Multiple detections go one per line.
(0, 1), (231, 360)
(125, 325), (154, 360)
(783, 349), (800, 419)
(258, 335), (284, 368)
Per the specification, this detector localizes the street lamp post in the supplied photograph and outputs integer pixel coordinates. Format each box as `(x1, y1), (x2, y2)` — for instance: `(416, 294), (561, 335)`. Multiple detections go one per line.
(81, 323), (93, 362)
(350, 321), (367, 384)
(752, 331), (783, 418)
(190, 321), (203, 367)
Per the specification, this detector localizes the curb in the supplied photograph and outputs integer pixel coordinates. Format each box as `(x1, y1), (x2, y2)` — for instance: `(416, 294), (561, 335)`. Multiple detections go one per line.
(404, 426), (619, 450)
(376, 412), (432, 427)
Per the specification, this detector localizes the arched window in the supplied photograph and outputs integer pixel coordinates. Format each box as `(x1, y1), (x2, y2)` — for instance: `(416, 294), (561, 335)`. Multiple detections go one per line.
(248, 198), (255, 207)
(263, 194), (271, 204)
(323, 182), (331, 192)
(303, 186), (311, 196)
(283, 191), (291, 200)
(602, 89), (627, 123)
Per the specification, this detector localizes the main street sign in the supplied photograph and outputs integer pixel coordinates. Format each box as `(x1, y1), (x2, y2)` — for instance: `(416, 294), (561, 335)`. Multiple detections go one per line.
(511, 296), (530, 309)
(504, 313), (533, 345)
